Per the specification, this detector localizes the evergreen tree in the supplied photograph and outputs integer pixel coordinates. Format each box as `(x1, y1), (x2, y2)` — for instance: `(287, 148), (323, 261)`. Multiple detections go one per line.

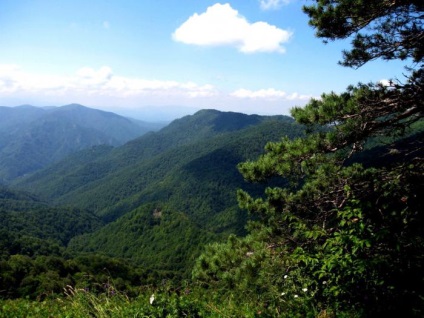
(193, 1), (423, 316)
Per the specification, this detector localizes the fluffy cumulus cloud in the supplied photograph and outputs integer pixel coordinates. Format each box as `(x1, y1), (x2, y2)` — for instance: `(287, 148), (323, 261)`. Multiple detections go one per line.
(259, 0), (291, 10)
(173, 3), (292, 54)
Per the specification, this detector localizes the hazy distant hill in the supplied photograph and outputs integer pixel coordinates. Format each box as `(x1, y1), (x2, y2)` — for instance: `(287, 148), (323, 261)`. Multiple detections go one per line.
(15, 110), (306, 275)
(0, 104), (165, 183)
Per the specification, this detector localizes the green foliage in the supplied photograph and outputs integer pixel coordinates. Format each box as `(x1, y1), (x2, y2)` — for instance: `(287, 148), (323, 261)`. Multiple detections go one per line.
(68, 203), (217, 279)
(193, 231), (337, 316)
(194, 123), (423, 316)
(0, 282), (208, 318)
(0, 187), (102, 254)
(0, 298), (67, 317)
(303, 0), (423, 67)
(0, 253), (148, 300)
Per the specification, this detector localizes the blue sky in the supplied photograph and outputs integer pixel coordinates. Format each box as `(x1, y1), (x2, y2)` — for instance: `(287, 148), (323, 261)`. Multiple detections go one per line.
(0, 0), (408, 120)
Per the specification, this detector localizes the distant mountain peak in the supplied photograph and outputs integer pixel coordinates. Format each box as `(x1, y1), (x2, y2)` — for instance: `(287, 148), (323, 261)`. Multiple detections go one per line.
(0, 105), (166, 182)
(176, 108), (291, 133)
(61, 103), (88, 109)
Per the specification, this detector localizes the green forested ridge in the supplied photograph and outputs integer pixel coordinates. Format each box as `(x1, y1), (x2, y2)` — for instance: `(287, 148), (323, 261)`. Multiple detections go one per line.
(16, 111), (299, 224)
(0, 104), (163, 183)
(18, 112), (303, 277)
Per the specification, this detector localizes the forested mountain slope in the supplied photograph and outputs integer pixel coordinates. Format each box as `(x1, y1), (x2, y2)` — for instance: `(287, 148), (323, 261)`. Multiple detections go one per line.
(16, 110), (300, 222)
(14, 110), (306, 276)
(0, 186), (102, 258)
(0, 104), (163, 183)
(68, 203), (217, 279)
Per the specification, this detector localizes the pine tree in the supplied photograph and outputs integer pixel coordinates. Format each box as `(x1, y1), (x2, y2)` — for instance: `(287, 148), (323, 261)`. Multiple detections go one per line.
(193, 1), (423, 316)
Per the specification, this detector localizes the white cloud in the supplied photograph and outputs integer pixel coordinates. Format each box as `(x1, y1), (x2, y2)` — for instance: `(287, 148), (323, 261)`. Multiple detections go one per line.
(231, 88), (311, 101)
(0, 64), (71, 93)
(0, 64), (314, 118)
(231, 88), (286, 99)
(0, 64), (21, 93)
(0, 64), (217, 99)
(173, 3), (292, 54)
(76, 66), (113, 86)
(259, 0), (291, 10)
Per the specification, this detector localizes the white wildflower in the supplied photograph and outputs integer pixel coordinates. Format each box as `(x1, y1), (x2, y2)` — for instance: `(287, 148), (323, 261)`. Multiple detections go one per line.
(281, 292), (286, 296)
(294, 294), (299, 298)
(322, 281), (327, 285)
(149, 294), (155, 305)
(302, 288), (308, 292)
(284, 275), (288, 279)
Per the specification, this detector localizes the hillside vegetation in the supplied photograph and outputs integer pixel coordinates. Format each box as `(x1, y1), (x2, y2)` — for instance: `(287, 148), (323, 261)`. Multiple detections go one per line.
(12, 111), (304, 276)
(16, 111), (301, 223)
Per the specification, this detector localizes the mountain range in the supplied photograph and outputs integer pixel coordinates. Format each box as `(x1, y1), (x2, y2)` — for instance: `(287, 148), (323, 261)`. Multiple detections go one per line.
(1, 105), (306, 280)
(0, 104), (165, 183)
